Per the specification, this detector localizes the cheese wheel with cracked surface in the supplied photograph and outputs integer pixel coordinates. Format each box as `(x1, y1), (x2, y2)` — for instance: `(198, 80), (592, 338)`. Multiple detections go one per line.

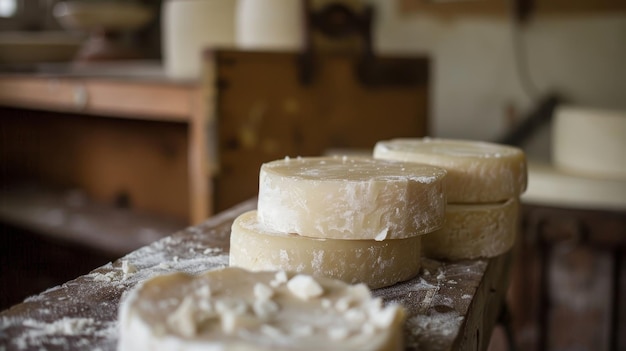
(373, 138), (527, 203)
(118, 267), (405, 351)
(230, 211), (421, 289)
(257, 156), (447, 240)
(422, 198), (519, 260)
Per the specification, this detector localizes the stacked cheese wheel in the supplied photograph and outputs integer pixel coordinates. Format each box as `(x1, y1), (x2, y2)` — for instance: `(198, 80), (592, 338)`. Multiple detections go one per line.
(374, 138), (527, 260)
(229, 156), (447, 289)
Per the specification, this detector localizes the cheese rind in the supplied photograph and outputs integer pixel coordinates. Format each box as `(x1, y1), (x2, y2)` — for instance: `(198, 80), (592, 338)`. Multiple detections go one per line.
(373, 138), (527, 203)
(422, 198), (519, 260)
(257, 156), (447, 240)
(118, 267), (406, 351)
(229, 211), (421, 289)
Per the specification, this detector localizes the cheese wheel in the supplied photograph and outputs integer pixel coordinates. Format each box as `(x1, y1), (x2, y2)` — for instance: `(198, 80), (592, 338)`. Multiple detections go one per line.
(118, 267), (405, 351)
(373, 138), (527, 203)
(257, 156), (447, 240)
(230, 211), (421, 289)
(422, 198), (519, 260)
(523, 161), (626, 211)
(553, 105), (626, 180)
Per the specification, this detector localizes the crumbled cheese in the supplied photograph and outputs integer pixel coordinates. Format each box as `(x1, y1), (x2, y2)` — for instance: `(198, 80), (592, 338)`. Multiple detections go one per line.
(269, 271), (288, 288)
(121, 260), (137, 280)
(287, 275), (324, 300)
(167, 297), (197, 337)
(252, 299), (279, 320)
(253, 283), (274, 301)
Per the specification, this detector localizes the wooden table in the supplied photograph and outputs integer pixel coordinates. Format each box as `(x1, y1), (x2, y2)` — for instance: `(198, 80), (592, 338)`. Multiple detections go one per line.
(0, 199), (511, 351)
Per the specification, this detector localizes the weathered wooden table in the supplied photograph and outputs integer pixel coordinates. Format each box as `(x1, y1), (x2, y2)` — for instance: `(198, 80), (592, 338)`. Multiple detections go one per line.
(0, 199), (511, 351)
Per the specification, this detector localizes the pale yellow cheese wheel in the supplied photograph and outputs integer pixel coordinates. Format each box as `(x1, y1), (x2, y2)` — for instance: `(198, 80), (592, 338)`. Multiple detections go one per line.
(374, 138), (527, 203)
(422, 198), (519, 260)
(118, 267), (405, 351)
(230, 211), (421, 289)
(523, 161), (626, 211)
(553, 105), (626, 180)
(257, 156), (447, 240)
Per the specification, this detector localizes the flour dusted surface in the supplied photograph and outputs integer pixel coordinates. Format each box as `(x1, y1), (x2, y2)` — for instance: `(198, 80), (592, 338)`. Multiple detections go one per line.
(0, 201), (245, 351)
(0, 199), (502, 351)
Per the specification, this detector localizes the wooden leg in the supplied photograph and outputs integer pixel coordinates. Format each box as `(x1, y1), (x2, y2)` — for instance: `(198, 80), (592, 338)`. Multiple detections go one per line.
(188, 88), (211, 224)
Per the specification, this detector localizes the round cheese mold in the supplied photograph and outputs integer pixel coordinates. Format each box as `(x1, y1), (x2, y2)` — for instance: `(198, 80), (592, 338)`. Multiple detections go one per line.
(373, 138), (527, 203)
(422, 198), (519, 260)
(230, 211), (421, 289)
(118, 267), (406, 351)
(257, 156), (447, 240)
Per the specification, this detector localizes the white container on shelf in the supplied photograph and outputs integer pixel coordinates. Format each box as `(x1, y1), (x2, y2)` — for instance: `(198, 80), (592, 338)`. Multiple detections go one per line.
(162, 0), (236, 80)
(236, 0), (305, 51)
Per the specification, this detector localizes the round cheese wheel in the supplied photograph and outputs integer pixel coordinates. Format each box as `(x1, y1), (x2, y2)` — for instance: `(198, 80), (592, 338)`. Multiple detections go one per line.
(523, 161), (626, 211)
(422, 198), (519, 260)
(553, 105), (626, 180)
(257, 156), (447, 240)
(230, 211), (421, 289)
(373, 138), (527, 203)
(118, 267), (405, 351)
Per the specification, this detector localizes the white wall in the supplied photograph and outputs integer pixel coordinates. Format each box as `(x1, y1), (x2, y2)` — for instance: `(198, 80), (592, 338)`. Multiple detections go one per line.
(368, 1), (626, 157)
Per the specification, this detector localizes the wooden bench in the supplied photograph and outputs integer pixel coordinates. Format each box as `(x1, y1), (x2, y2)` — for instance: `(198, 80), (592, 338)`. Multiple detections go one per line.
(0, 199), (511, 351)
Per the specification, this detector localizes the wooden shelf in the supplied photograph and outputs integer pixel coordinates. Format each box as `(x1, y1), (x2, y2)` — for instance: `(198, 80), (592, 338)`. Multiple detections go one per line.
(0, 184), (186, 256)
(0, 75), (196, 122)
(0, 63), (213, 225)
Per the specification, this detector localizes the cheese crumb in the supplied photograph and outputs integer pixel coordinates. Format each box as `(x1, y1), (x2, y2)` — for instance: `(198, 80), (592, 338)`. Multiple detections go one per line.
(287, 275), (324, 300)
(374, 228), (388, 241)
(221, 312), (259, 334)
(347, 284), (371, 300)
(321, 299), (332, 309)
(371, 305), (401, 329)
(269, 271), (288, 288)
(345, 309), (366, 325)
(121, 260), (137, 280)
(215, 298), (247, 316)
(167, 297), (197, 337)
(252, 299), (279, 320)
(253, 283), (274, 301)
(196, 285), (211, 298)
(328, 327), (350, 340)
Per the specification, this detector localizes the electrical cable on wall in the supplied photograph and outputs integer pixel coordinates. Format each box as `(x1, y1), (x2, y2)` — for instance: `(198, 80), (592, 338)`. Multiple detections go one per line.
(508, 0), (541, 102)
(498, 0), (562, 148)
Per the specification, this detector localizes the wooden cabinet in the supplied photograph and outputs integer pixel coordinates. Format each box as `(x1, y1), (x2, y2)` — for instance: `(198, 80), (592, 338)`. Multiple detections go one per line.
(206, 50), (430, 210)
